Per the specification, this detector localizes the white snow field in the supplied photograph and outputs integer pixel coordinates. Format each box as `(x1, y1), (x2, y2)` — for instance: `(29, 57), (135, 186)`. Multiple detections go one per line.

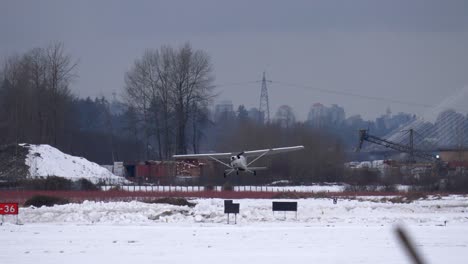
(22, 144), (126, 184)
(1, 196), (468, 264)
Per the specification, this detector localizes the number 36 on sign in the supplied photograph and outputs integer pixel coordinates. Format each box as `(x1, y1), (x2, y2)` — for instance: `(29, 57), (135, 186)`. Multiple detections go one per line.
(0, 203), (19, 215)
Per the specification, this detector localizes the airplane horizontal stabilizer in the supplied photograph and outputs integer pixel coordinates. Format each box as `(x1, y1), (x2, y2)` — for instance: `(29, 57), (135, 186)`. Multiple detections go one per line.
(248, 167), (268, 171)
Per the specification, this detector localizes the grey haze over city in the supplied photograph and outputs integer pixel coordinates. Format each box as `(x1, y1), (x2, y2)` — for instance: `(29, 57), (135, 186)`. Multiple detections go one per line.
(2, 0), (468, 120)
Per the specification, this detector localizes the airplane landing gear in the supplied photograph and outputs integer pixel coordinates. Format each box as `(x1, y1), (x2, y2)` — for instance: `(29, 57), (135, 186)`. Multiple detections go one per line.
(254, 170), (257, 176)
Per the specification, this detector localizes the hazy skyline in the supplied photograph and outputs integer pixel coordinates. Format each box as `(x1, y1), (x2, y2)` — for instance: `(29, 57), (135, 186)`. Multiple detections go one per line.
(2, 0), (468, 120)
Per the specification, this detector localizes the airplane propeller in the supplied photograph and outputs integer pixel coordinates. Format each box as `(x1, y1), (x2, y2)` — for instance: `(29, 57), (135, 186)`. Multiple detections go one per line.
(236, 151), (244, 159)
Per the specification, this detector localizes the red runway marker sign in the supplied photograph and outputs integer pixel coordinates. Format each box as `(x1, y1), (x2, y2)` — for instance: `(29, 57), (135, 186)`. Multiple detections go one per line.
(0, 203), (18, 215)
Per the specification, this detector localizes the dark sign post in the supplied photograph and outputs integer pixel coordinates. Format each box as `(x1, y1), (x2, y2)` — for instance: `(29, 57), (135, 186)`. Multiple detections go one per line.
(224, 200), (240, 224)
(333, 197), (338, 204)
(272, 201), (298, 219)
(0, 203), (19, 225)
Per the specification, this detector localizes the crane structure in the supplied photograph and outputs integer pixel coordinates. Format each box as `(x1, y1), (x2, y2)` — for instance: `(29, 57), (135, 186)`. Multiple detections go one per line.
(357, 129), (438, 162)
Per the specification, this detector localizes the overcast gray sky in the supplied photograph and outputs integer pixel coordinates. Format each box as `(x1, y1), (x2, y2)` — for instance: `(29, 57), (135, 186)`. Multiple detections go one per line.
(2, 0), (468, 120)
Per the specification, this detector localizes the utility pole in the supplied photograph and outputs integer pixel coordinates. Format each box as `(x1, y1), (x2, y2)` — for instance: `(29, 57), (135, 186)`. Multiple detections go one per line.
(409, 128), (414, 163)
(259, 72), (271, 124)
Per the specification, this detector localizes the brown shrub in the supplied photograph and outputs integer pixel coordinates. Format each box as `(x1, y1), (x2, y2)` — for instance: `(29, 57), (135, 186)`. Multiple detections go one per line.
(386, 192), (428, 204)
(272, 192), (333, 199)
(144, 197), (196, 207)
(24, 195), (70, 207)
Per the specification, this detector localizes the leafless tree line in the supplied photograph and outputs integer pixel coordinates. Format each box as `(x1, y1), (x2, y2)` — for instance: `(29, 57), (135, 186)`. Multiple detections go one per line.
(201, 117), (345, 185)
(0, 41), (215, 164)
(0, 42), (77, 149)
(123, 42), (215, 159)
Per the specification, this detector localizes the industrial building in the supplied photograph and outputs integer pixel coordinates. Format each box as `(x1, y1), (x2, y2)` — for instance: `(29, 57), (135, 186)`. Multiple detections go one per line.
(438, 148), (468, 168)
(102, 160), (207, 184)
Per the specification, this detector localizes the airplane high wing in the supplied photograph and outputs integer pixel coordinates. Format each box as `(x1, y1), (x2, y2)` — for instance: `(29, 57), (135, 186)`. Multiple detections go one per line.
(173, 145), (304, 177)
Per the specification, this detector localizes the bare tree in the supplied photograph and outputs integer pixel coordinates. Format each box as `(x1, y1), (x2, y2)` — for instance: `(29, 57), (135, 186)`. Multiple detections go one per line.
(1, 55), (23, 145)
(45, 42), (78, 146)
(171, 43), (215, 154)
(0, 43), (77, 149)
(154, 46), (176, 159)
(124, 50), (159, 160)
(25, 48), (48, 142)
(274, 105), (296, 129)
(189, 101), (210, 154)
(123, 42), (215, 158)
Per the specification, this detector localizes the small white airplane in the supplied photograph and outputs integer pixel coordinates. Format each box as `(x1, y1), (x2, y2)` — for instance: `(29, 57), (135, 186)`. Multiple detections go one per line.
(173, 146), (304, 177)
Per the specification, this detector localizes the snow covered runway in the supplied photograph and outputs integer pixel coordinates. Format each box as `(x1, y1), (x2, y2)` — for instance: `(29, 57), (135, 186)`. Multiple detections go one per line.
(1, 196), (468, 264)
(2, 224), (467, 264)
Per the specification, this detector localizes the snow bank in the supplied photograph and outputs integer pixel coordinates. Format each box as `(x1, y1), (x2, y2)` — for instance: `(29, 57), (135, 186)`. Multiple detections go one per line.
(4, 196), (468, 264)
(23, 144), (126, 184)
(18, 195), (468, 225)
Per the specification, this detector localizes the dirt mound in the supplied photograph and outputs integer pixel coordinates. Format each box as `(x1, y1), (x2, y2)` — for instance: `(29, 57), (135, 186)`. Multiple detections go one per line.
(144, 197), (196, 207)
(24, 195), (70, 207)
(0, 144), (30, 182)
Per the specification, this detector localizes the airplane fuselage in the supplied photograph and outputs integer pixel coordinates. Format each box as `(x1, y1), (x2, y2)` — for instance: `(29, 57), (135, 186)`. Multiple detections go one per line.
(230, 155), (247, 171)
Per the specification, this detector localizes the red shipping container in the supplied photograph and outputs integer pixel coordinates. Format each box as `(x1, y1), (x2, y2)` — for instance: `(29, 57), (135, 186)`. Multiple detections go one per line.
(136, 165), (150, 178)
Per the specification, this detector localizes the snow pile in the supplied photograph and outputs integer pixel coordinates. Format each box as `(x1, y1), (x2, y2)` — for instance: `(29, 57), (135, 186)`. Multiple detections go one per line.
(23, 144), (126, 184)
(18, 195), (468, 225)
(7, 196), (468, 264)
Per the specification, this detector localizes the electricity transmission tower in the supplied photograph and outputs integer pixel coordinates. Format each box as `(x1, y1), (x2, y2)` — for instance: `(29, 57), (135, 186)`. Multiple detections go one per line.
(259, 72), (271, 123)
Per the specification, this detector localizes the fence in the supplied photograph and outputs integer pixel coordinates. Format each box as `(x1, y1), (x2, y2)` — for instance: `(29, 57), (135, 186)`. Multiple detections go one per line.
(99, 185), (346, 193)
(0, 190), (286, 204)
(0, 184), (346, 204)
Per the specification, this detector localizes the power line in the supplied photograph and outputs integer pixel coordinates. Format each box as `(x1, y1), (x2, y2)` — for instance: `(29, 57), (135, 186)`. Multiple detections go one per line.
(271, 80), (434, 108)
(213, 79), (468, 113)
(213, 81), (259, 88)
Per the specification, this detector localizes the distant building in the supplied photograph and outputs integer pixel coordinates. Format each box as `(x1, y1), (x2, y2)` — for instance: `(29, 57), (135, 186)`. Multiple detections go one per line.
(436, 110), (466, 148)
(328, 104), (345, 125)
(101, 161), (125, 177)
(344, 114), (365, 127)
(109, 99), (126, 116)
(439, 148), (468, 161)
(375, 111), (415, 133)
(307, 103), (326, 127)
(118, 160), (204, 184)
(307, 103), (345, 128)
(248, 107), (264, 124)
(214, 100), (235, 121)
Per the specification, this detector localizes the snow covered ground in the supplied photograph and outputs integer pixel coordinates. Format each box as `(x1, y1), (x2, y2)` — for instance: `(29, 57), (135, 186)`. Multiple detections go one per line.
(1, 196), (468, 264)
(23, 144), (126, 184)
(11, 196), (468, 225)
(3, 223), (467, 264)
